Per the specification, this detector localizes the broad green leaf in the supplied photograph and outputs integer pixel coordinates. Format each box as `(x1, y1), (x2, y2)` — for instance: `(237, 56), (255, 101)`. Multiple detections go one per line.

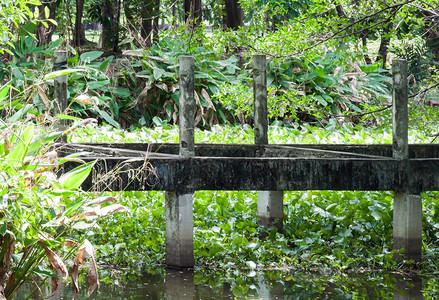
(0, 83), (9, 105)
(44, 6), (50, 19)
(315, 95), (327, 106)
(57, 114), (83, 121)
(67, 44), (77, 57)
(153, 68), (165, 81)
(80, 51), (104, 63)
(8, 104), (38, 122)
(11, 66), (24, 80)
(28, 131), (63, 153)
(18, 22), (38, 37)
(98, 56), (114, 72)
(59, 161), (95, 190)
(95, 108), (120, 128)
(44, 69), (83, 80)
(371, 210), (382, 221)
(88, 80), (110, 90)
(6, 125), (34, 164)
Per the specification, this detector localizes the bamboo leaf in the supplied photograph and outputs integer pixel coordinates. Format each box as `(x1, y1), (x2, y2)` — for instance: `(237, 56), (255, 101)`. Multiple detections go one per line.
(44, 69), (83, 80)
(6, 125), (34, 164)
(80, 51), (103, 63)
(59, 161), (95, 190)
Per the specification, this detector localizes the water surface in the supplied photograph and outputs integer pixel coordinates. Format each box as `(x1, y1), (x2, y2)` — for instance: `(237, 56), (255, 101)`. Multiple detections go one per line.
(16, 268), (437, 299)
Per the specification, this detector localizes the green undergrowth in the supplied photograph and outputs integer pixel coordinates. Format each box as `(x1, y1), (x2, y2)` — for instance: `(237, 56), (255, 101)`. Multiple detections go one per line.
(70, 123), (439, 272)
(70, 121), (433, 144)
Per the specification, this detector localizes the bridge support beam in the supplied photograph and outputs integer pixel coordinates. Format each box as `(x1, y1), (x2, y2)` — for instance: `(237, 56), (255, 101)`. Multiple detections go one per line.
(392, 59), (422, 262)
(253, 55), (283, 231)
(166, 56), (195, 268)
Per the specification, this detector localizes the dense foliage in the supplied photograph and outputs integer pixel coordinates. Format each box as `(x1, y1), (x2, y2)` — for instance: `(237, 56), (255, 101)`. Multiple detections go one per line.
(1, 0), (439, 129)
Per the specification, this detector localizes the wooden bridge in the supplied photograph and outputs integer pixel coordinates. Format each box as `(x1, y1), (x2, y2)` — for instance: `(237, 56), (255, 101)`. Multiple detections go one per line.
(59, 55), (437, 268)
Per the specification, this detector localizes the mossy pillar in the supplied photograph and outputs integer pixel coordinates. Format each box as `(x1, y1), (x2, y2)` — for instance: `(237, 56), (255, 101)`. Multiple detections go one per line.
(392, 59), (422, 262)
(53, 50), (68, 130)
(253, 54), (284, 231)
(165, 56), (195, 268)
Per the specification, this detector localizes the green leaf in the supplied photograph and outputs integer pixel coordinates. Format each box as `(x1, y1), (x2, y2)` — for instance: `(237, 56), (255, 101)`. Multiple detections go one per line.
(28, 131), (63, 154)
(95, 107), (120, 128)
(246, 261), (256, 269)
(80, 51), (104, 63)
(0, 223), (6, 236)
(59, 161), (95, 190)
(44, 69), (83, 80)
(18, 22), (38, 37)
(315, 95), (328, 106)
(34, 267), (60, 278)
(371, 210), (382, 220)
(56, 114), (83, 121)
(44, 6), (50, 19)
(58, 151), (92, 165)
(99, 56), (114, 72)
(0, 83), (9, 105)
(11, 66), (24, 80)
(153, 68), (165, 81)
(88, 80), (110, 90)
(6, 125), (34, 164)
(8, 104), (38, 122)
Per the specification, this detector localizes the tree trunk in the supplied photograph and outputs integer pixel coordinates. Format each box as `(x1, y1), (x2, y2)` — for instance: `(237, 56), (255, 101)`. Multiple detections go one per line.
(376, 20), (392, 68)
(113, 0), (121, 51)
(335, 3), (373, 65)
(362, 34), (372, 65)
(100, 0), (119, 51)
(184, 0), (202, 26)
(35, 0), (60, 46)
(74, 0), (86, 46)
(141, 0), (155, 48)
(423, 11), (439, 61)
(153, 0), (160, 44)
(224, 0), (243, 30)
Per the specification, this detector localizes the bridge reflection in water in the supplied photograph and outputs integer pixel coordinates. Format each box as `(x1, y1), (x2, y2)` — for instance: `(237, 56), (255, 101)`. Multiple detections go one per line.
(19, 269), (432, 299)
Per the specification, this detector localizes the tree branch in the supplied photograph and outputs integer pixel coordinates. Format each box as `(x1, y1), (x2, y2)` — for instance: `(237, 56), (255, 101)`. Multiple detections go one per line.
(286, 0), (413, 58)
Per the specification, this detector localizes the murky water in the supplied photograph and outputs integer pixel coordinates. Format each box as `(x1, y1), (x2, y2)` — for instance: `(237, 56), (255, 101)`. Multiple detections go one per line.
(14, 268), (438, 299)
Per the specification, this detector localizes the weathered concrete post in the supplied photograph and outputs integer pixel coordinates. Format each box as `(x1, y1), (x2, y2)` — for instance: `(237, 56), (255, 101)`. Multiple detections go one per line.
(165, 56), (195, 268)
(392, 59), (422, 262)
(53, 50), (68, 129)
(253, 54), (284, 230)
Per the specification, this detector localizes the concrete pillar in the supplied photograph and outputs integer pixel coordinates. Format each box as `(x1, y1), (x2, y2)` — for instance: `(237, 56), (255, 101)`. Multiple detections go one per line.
(253, 55), (268, 145)
(392, 59), (422, 262)
(165, 56), (195, 268)
(178, 56), (195, 158)
(53, 50), (68, 130)
(253, 55), (283, 231)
